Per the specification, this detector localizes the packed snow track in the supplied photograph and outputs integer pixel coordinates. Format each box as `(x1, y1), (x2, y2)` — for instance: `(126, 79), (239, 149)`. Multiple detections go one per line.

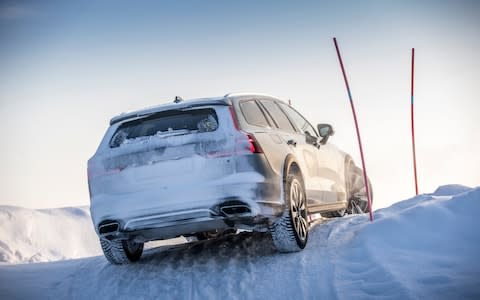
(0, 185), (479, 299)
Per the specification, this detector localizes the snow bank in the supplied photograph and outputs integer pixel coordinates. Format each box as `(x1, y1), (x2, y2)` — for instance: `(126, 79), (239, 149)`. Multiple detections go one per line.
(0, 185), (479, 299)
(0, 206), (101, 263)
(330, 184), (480, 299)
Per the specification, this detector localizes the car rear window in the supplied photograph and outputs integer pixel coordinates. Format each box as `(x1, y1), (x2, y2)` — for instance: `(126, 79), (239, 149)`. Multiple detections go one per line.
(109, 108), (218, 148)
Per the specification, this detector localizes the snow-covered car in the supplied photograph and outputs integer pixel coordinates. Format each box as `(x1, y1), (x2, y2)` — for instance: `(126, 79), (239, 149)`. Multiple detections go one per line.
(87, 93), (372, 264)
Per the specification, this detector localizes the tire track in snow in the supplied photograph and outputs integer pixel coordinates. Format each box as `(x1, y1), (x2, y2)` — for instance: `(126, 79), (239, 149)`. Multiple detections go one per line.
(1, 215), (475, 299)
(0, 216), (419, 300)
(2, 185), (479, 299)
(57, 233), (273, 299)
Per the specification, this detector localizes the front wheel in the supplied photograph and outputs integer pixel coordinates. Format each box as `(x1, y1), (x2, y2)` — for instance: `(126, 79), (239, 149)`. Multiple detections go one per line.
(269, 173), (308, 252)
(100, 238), (144, 265)
(345, 158), (373, 214)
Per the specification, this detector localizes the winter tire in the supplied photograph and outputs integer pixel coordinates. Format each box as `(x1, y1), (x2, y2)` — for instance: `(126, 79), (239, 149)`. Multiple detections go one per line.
(344, 158), (373, 214)
(100, 238), (144, 265)
(270, 172), (308, 252)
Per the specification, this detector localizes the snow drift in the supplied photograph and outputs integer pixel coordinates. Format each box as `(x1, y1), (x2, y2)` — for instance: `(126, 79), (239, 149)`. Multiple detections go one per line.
(0, 206), (101, 263)
(0, 184), (479, 299)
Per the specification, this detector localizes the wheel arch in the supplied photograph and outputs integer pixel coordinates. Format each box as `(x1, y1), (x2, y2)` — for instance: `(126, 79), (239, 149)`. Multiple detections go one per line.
(282, 154), (307, 205)
(283, 154), (304, 182)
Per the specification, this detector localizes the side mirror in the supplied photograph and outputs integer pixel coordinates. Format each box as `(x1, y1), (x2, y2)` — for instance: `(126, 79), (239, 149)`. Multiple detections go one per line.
(317, 124), (334, 145)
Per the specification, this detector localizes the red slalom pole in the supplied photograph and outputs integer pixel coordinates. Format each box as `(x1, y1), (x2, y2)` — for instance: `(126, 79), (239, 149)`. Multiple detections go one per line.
(333, 37), (373, 221)
(411, 48), (419, 195)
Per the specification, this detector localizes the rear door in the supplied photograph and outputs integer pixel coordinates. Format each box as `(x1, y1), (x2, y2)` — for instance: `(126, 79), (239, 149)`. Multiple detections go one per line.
(236, 99), (286, 178)
(257, 99), (320, 202)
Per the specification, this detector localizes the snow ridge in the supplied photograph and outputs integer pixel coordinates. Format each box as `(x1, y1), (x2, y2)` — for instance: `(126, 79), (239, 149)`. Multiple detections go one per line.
(0, 206), (101, 263)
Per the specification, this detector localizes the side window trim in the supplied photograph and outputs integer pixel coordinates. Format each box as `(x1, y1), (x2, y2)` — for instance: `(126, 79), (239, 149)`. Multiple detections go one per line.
(255, 100), (277, 128)
(253, 100), (273, 128)
(257, 100), (279, 128)
(239, 99), (272, 128)
(278, 103), (319, 137)
(275, 102), (300, 134)
(258, 99), (296, 133)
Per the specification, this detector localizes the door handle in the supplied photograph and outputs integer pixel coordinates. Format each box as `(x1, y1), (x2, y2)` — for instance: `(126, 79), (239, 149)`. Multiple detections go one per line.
(287, 139), (297, 147)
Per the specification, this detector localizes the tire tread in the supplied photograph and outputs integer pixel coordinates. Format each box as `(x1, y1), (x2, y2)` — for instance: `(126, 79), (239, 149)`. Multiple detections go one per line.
(269, 174), (307, 252)
(100, 239), (141, 265)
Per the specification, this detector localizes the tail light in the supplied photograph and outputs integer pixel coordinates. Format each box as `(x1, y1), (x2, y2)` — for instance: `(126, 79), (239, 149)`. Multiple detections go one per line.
(203, 132), (262, 158)
(201, 106), (263, 157)
(246, 133), (262, 153)
(228, 105), (262, 154)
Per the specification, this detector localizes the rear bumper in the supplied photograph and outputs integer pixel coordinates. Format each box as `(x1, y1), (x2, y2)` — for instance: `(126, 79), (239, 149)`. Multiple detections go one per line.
(98, 206), (279, 243)
(90, 174), (283, 241)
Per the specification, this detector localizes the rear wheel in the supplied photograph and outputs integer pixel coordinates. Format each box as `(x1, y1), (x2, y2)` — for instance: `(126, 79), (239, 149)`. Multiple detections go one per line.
(100, 238), (144, 265)
(270, 172), (308, 252)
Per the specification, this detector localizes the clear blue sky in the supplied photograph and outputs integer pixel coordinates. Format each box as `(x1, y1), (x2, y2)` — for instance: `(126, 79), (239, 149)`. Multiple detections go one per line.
(1, 0), (479, 209)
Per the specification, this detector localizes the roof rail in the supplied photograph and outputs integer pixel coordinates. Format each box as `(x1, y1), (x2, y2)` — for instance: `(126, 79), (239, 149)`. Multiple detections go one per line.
(223, 92), (280, 99)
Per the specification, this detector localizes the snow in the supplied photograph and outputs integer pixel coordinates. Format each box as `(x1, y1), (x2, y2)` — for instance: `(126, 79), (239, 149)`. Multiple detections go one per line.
(0, 206), (101, 263)
(0, 206), (184, 264)
(1, 185), (479, 299)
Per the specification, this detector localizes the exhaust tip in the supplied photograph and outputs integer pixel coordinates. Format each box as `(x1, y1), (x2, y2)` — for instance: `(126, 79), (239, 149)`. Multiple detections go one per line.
(219, 200), (251, 216)
(99, 221), (119, 235)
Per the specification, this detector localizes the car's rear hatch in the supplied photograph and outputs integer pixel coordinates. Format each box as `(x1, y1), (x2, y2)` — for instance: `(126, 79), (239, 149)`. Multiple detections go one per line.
(88, 102), (280, 233)
(89, 106), (240, 195)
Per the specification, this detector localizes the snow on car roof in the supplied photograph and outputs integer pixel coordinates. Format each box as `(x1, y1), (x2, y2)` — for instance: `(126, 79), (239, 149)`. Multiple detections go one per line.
(109, 93), (284, 125)
(109, 96), (228, 126)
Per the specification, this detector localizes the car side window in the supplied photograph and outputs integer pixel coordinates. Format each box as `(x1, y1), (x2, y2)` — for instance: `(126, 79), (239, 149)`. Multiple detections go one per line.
(279, 103), (318, 137)
(259, 100), (296, 132)
(239, 100), (270, 127)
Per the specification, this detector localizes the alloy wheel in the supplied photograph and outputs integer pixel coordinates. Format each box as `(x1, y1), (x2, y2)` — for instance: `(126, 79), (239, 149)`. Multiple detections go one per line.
(289, 178), (308, 242)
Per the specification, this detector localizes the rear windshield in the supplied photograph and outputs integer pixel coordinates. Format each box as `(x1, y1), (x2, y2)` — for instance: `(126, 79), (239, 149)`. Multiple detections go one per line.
(109, 108), (218, 148)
